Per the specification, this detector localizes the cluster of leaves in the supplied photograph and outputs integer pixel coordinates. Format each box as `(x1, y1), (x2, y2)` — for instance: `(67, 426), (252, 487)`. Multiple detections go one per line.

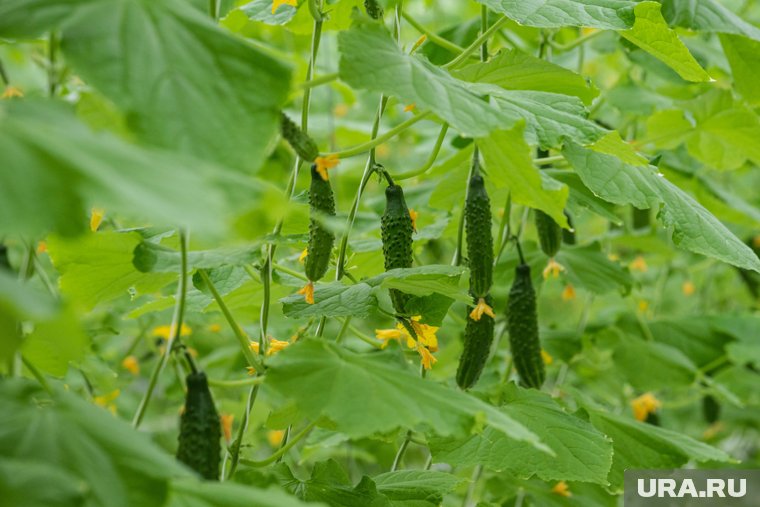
(2, 0), (760, 505)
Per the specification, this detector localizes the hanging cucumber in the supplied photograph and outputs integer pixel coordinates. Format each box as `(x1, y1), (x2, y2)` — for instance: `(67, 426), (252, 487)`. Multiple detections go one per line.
(177, 372), (221, 480)
(381, 182), (414, 315)
(281, 112), (319, 163)
(456, 295), (495, 389)
(300, 164), (336, 304)
(702, 395), (721, 425)
(465, 164), (494, 320)
(507, 263), (545, 389)
(364, 0), (383, 19)
(534, 210), (562, 258)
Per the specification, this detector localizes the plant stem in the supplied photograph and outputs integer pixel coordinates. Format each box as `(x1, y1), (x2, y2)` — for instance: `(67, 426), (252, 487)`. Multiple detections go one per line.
(208, 376), (266, 388)
(550, 29), (602, 52)
(48, 32), (58, 97)
(462, 464), (483, 507)
(534, 155), (564, 166)
(224, 384), (260, 479)
(300, 71), (339, 89)
(21, 356), (52, 394)
(335, 316), (352, 344)
(391, 430), (413, 471)
(272, 262), (308, 281)
(240, 421), (318, 467)
(443, 15), (507, 69)
(132, 229), (190, 429)
(401, 11), (466, 54)
(208, 0), (217, 20)
(494, 192), (512, 264)
(325, 111), (432, 160)
(198, 269), (264, 373)
(392, 123), (449, 180)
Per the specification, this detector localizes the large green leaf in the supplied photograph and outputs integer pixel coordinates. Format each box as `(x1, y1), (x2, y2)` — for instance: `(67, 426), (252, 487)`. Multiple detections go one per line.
(372, 470), (462, 507)
(133, 241), (262, 273)
(454, 49), (599, 105)
(0, 0), (291, 170)
(589, 410), (731, 490)
(167, 478), (314, 507)
(478, 125), (569, 227)
(620, 2), (710, 82)
(562, 142), (760, 272)
(264, 340), (547, 449)
(0, 101), (232, 237)
(275, 460), (384, 507)
(430, 385), (613, 484)
(613, 337), (699, 390)
(556, 244), (632, 294)
(720, 35), (760, 107)
(661, 0), (760, 42)
(474, 0), (636, 29)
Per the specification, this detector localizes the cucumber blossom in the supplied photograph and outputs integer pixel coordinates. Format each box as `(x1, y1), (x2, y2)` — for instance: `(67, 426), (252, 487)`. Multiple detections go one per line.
(281, 112), (319, 163)
(364, 0), (383, 19)
(305, 164), (336, 283)
(507, 264), (545, 389)
(177, 372), (221, 480)
(381, 183), (414, 315)
(456, 295), (495, 390)
(535, 210), (562, 258)
(465, 169), (493, 299)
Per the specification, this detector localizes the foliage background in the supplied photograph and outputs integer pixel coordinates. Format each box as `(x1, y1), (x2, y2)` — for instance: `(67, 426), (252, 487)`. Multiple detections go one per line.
(1, 0), (760, 505)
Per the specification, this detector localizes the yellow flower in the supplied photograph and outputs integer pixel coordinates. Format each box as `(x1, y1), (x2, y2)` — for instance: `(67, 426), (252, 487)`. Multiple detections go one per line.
(1, 85), (23, 99)
(376, 316), (439, 365)
(271, 0), (297, 14)
(416, 343), (437, 370)
(94, 389), (120, 414)
(333, 103), (349, 117)
(90, 207), (105, 232)
(314, 154), (339, 180)
(36, 241), (48, 254)
(552, 481), (572, 497)
(561, 284), (576, 301)
(249, 341), (260, 354)
(299, 248), (308, 263)
(297, 281), (315, 304)
(267, 338), (290, 356)
(682, 281), (695, 296)
(542, 258), (565, 279)
(541, 349), (553, 365)
(631, 392), (661, 421)
(220, 413), (234, 442)
(375, 328), (407, 348)
(410, 317), (439, 352)
(246, 366), (257, 376)
(409, 209), (419, 232)
(630, 255), (648, 272)
(121, 355), (140, 375)
(152, 323), (192, 340)
(403, 103), (416, 112)
(267, 429), (285, 447)
(469, 298), (495, 321)
(208, 323), (222, 333)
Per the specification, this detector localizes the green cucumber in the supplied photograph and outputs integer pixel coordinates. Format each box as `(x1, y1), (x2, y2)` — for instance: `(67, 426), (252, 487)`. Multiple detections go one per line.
(456, 295), (495, 389)
(507, 264), (545, 389)
(465, 168), (493, 298)
(381, 183), (414, 314)
(364, 0), (383, 19)
(305, 164), (336, 282)
(535, 210), (562, 258)
(177, 372), (221, 480)
(281, 112), (319, 163)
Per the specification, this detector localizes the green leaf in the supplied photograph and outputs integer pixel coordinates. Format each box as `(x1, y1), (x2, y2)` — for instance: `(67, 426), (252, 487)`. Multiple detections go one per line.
(337, 23), (511, 137)
(282, 282), (377, 319)
(613, 337), (698, 390)
(0, 458), (88, 507)
(0, 101), (232, 236)
(430, 385), (613, 484)
(474, 0), (636, 29)
(556, 244), (632, 294)
(238, 0), (298, 25)
(48, 232), (176, 310)
(265, 340), (547, 449)
(378, 265), (468, 303)
(372, 470), (462, 507)
(686, 109), (760, 170)
(720, 35), (760, 106)
(478, 125), (569, 228)
(589, 410), (731, 490)
(276, 460), (385, 507)
(620, 2), (710, 82)
(0, 271), (58, 362)
(661, 0), (760, 42)
(562, 142), (760, 272)
(644, 110), (695, 150)
(133, 241), (261, 273)
(454, 49), (599, 105)
(168, 477), (316, 507)
(647, 318), (728, 368)
(0, 380), (188, 507)
(0, 0), (291, 170)
(23, 307), (89, 377)
(547, 171), (623, 224)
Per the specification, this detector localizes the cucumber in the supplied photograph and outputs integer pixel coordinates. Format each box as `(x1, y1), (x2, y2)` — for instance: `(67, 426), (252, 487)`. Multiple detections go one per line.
(364, 0), (383, 19)
(507, 264), (545, 389)
(465, 169), (493, 298)
(305, 164), (336, 283)
(535, 210), (562, 258)
(281, 112), (319, 163)
(456, 295), (495, 389)
(381, 184), (414, 314)
(177, 372), (221, 480)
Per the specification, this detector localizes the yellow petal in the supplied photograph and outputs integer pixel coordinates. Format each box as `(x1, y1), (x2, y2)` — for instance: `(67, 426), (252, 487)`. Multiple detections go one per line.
(542, 258), (565, 279)
(249, 341), (260, 354)
(297, 282), (315, 304)
(469, 298), (495, 321)
(121, 355), (140, 375)
(417, 344), (437, 370)
(299, 248), (308, 263)
(271, 0), (297, 14)
(1, 85), (23, 99)
(552, 481), (572, 497)
(267, 338), (290, 356)
(409, 208), (419, 232)
(541, 349), (553, 365)
(208, 323), (222, 333)
(36, 241), (48, 254)
(152, 323), (192, 339)
(94, 389), (120, 406)
(90, 207), (105, 232)
(403, 103), (416, 112)
(333, 103), (349, 117)
(682, 281), (695, 296)
(246, 366), (257, 376)
(314, 154), (339, 180)
(630, 255), (648, 272)
(220, 413), (234, 442)
(561, 284), (576, 301)
(267, 429), (285, 446)
(631, 392), (661, 421)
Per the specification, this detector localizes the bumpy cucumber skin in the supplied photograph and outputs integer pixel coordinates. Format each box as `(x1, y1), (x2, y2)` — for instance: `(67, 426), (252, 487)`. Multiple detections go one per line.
(535, 210), (562, 258)
(364, 0), (383, 19)
(465, 171), (493, 298)
(305, 165), (336, 282)
(456, 295), (495, 389)
(281, 112), (319, 162)
(381, 184), (414, 314)
(177, 372), (221, 480)
(507, 264), (545, 389)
